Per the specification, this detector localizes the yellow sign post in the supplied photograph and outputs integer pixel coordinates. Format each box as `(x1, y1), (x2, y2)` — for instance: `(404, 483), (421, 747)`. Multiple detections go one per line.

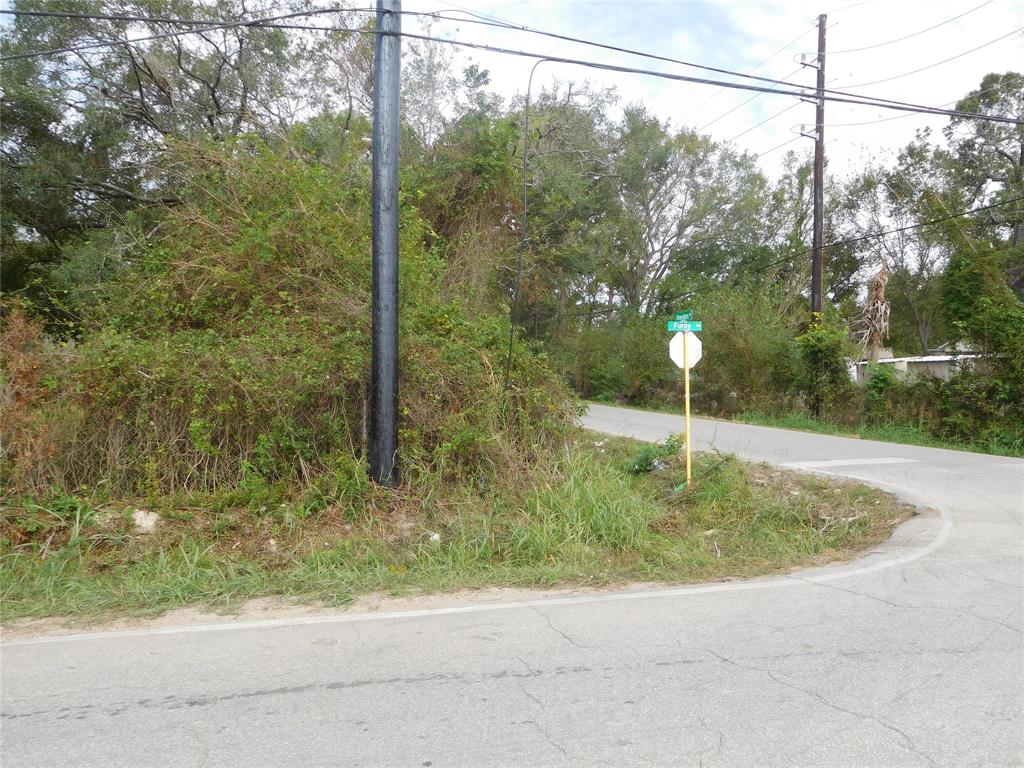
(683, 331), (691, 485)
(668, 318), (702, 489)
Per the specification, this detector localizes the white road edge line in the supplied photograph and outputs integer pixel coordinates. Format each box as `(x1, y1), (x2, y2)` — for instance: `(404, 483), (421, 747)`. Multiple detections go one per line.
(2, 472), (953, 648)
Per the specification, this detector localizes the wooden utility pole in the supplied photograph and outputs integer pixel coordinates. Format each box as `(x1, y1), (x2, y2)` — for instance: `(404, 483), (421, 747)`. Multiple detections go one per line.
(370, 0), (401, 487)
(811, 13), (827, 315)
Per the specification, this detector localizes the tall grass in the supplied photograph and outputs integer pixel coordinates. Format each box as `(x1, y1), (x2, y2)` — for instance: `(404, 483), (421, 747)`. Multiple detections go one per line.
(0, 439), (908, 620)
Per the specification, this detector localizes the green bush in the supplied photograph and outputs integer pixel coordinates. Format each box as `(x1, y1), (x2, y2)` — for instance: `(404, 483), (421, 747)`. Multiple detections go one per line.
(796, 316), (858, 421)
(564, 285), (805, 414)
(627, 434), (681, 475)
(2, 141), (577, 497)
(568, 324), (628, 400)
(939, 243), (1024, 446)
(562, 313), (675, 405)
(691, 285), (802, 416)
(863, 363), (902, 422)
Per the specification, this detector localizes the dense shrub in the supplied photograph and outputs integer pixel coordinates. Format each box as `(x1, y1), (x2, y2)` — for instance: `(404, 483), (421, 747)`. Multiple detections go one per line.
(1, 142), (577, 496)
(940, 244), (1024, 447)
(563, 313), (675, 405)
(691, 285), (802, 416)
(561, 286), (805, 413)
(796, 315), (859, 422)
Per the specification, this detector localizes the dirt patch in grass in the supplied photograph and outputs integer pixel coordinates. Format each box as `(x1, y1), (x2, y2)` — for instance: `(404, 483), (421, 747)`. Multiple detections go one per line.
(1, 433), (914, 628)
(3, 583), (669, 640)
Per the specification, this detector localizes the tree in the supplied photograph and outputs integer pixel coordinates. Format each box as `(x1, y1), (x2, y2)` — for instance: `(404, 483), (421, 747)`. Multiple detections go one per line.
(946, 72), (1024, 292)
(512, 83), (620, 338)
(601, 106), (770, 315)
(834, 144), (957, 354)
(1, 0), (360, 298)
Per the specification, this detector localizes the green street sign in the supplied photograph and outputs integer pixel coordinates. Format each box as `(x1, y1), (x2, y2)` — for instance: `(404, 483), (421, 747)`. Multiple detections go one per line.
(667, 320), (703, 332)
(674, 311), (693, 322)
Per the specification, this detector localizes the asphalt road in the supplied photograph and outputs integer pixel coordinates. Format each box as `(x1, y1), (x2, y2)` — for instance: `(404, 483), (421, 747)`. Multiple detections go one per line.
(3, 404), (1022, 767)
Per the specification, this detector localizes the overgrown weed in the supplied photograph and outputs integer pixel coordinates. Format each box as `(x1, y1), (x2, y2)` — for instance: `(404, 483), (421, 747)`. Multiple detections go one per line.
(1, 435), (911, 620)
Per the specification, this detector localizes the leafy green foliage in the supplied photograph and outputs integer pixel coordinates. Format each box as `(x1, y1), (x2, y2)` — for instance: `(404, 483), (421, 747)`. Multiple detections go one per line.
(561, 313), (676, 405)
(690, 285), (803, 416)
(797, 315), (858, 421)
(941, 243), (1024, 444)
(3, 140), (576, 497)
(627, 435), (680, 475)
(0, 0), (367, 320)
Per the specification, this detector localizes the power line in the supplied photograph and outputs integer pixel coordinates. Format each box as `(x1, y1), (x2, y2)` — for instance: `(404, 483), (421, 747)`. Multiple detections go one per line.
(693, 18), (845, 133)
(0, 4), (349, 28)
(3, 9), (1022, 127)
(823, 193), (1020, 251)
(755, 135), (804, 158)
(822, 83), (1006, 128)
(2, 4), (827, 93)
(698, 65), (804, 132)
(728, 101), (802, 143)
(395, 9), (1023, 126)
(365, 28), (1024, 125)
(836, 26), (1023, 89)
(4, 6), (1019, 129)
(823, 0), (995, 54)
(680, 25), (813, 120)
(823, 0), (876, 13)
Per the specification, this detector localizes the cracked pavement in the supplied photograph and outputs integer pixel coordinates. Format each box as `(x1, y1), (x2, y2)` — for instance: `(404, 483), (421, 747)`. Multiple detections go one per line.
(2, 404), (1021, 767)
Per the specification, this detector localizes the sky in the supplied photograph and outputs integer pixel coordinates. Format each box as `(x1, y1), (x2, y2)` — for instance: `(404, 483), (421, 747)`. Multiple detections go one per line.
(0, 0), (1019, 180)
(401, 0), (1024, 179)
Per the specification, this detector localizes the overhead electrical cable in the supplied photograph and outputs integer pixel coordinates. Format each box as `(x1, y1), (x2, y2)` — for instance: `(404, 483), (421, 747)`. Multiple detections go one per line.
(823, 83), (1006, 127)
(814, 193), (1018, 253)
(680, 25), (813, 119)
(755, 135), (803, 158)
(728, 101), (802, 143)
(835, 26), (1023, 89)
(4, 6), (1016, 126)
(363, 28), (1024, 125)
(823, 0), (877, 14)
(692, 18), (841, 131)
(0, 3), (349, 27)
(404, 8), (1022, 124)
(2, 9), (1022, 126)
(3, 3), (835, 90)
(0, 7), (353, 62)
(823, 0), (995, 54)
(698, 65), (804, 132)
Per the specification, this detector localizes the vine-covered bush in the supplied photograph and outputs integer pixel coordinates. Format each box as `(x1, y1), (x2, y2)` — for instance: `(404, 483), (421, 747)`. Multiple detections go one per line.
(796, 315), (858, 422)
(1, 142), (577, 496)
(691, 285), (802, 417)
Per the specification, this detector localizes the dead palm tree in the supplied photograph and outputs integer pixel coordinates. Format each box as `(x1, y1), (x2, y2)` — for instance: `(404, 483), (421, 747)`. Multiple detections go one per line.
(857, 257), (891, 363)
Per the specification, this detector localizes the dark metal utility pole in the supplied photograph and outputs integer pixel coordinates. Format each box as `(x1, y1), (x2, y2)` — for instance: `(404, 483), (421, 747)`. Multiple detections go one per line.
(370, 0), (401, 487)
(811, 12), (827, 315)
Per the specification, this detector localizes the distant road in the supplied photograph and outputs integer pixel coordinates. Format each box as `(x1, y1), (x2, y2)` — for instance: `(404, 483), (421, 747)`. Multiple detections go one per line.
(3, 404), (1022, 767)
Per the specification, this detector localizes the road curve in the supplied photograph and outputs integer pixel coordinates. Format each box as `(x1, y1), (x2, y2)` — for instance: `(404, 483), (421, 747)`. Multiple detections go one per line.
(2, 404), (1022, 767)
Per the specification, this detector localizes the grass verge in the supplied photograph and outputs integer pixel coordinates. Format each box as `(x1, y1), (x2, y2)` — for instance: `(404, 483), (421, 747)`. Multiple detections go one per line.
(588, 400), (1024, 458)
(1, 434), (912, 623)
(736, 411), (1024, 458)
